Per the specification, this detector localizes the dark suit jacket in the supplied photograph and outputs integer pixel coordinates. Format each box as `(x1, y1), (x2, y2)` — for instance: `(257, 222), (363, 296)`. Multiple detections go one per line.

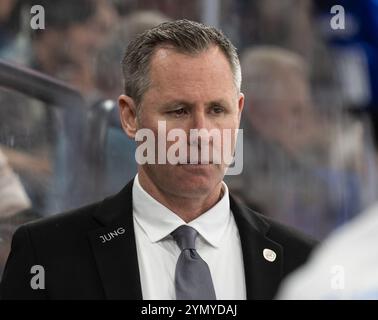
(0, 179), (316, 300)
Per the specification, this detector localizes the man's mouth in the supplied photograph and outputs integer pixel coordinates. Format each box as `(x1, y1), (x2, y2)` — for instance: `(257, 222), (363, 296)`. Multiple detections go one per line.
(177, 161), (214, 165)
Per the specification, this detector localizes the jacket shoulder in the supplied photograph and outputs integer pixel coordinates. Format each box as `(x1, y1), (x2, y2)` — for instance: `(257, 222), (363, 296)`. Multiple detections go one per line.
(241, 204), (318, 274)
(0, 201), (105, 299)
(22, 201), (101, 236)
(264, 214), (318, 249)
(241, 204), (317, 248)
(259, 212), (318, 274)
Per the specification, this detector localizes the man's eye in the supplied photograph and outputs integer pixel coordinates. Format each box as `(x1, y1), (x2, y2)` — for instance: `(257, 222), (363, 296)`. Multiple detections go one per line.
(169, 108), (187, 117)
(211, 106), (225, 114)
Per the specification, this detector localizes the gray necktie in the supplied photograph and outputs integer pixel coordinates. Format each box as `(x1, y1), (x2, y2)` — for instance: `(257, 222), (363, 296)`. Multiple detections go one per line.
(171, 225), (216, 300)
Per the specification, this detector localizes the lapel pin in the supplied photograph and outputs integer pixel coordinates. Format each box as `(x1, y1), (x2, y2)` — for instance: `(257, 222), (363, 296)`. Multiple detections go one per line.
(263, 248), (276, 262)
(99, 227), (126, 243)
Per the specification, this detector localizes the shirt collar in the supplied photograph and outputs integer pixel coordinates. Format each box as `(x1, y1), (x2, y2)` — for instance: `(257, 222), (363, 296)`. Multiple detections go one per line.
(132, 174), (231, 248)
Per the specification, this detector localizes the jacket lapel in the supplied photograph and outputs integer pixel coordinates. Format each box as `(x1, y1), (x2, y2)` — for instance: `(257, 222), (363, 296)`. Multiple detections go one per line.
(88, 179), (143, 299)
(230, 195), (284, 299)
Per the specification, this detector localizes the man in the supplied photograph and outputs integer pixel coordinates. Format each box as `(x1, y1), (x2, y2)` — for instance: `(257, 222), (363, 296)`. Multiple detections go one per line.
(276, 111), (378, 300)
(0, 20), (315, 300)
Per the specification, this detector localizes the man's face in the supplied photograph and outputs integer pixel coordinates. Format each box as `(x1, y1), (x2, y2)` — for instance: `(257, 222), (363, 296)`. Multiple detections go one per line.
(122, 46), (244, 198)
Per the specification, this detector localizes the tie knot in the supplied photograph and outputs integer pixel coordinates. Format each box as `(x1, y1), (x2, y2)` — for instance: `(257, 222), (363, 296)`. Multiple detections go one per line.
(171, 225), (198, 251)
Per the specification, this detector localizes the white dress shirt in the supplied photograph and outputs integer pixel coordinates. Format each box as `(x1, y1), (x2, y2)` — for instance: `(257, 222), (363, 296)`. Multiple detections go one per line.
(132, 174), (246, 300)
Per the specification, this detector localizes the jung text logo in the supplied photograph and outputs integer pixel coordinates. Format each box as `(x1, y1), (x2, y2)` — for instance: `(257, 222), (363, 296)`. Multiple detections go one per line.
(100, 227), (126, 243)
(134, 121), (243, 175)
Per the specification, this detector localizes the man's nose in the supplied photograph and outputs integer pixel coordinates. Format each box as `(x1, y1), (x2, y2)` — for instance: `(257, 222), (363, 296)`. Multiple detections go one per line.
(188, 111), (213, 147)
(191, 111), (207, 130)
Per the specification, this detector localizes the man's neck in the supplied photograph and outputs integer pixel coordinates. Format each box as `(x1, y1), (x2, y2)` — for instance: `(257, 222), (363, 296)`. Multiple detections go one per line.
(137, 171), (223, 223)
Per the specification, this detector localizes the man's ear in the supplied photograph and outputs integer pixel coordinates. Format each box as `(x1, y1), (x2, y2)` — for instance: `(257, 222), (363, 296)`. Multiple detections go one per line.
(119, 94), (138, 139)
(238, 92), (245, 120)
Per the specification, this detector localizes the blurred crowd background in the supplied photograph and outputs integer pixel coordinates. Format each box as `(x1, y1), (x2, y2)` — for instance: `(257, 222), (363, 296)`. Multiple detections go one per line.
(1, 0), (378, 278)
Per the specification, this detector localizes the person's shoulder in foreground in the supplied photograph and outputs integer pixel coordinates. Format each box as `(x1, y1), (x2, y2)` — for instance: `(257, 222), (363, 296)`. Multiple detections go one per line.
(276, 202), (378, 300)
(0, 179), (316, 300)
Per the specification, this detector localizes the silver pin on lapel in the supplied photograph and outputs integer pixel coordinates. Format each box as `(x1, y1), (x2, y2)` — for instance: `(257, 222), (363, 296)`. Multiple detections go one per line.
(263, 248), (276, 262)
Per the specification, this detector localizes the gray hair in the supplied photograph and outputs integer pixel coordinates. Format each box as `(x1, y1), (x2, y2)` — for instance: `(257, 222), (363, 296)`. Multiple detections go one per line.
(122, 19), (241, 106)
